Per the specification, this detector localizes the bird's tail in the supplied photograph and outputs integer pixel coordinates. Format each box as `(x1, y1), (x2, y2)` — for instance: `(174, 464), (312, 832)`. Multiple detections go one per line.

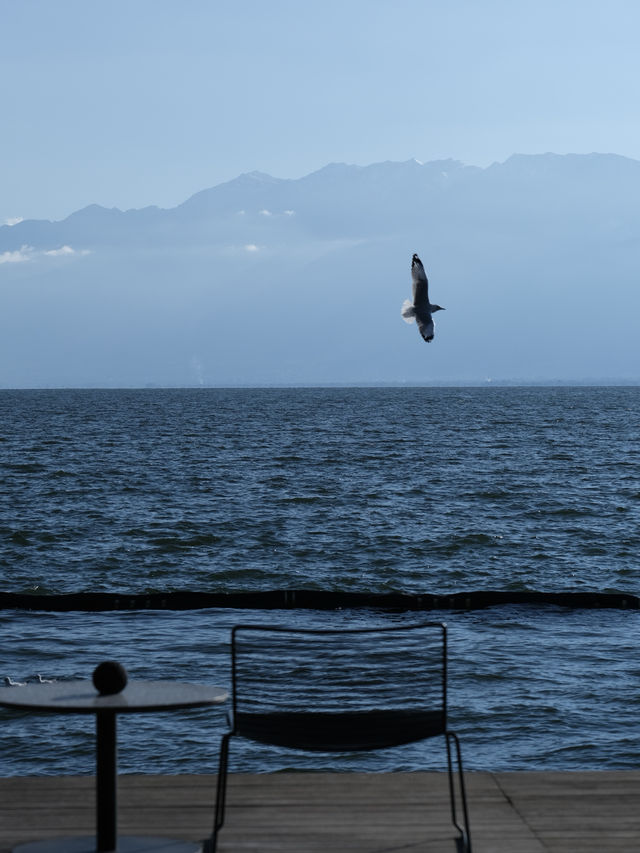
(401, 299), (416, 323)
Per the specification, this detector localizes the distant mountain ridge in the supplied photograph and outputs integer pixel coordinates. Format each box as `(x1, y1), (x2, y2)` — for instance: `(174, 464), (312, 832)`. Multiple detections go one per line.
(2, 153), (639, 387)
(5, 152), (638, 252)
(1, 157), (474, 249)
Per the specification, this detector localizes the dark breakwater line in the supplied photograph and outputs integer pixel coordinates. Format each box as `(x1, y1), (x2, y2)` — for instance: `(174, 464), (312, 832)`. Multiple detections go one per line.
(1, 589), (638, 612)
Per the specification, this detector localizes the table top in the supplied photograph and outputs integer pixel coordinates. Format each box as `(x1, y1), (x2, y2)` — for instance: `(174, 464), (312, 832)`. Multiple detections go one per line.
(0, 680), (228, 713)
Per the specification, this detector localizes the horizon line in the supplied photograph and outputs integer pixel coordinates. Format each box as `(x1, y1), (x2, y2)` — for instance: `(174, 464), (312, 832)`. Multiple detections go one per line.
(2, 379), (639, 391)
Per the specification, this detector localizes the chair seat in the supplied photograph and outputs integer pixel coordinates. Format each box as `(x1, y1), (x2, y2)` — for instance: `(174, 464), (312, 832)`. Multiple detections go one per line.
(234, 708), (444, 751)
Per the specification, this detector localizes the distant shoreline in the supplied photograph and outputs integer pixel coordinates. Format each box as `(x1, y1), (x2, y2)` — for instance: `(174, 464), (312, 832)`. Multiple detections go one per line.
(1, 380), (640, 391)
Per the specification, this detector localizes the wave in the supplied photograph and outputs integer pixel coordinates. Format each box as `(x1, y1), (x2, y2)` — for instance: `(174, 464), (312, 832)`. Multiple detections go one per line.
(1, 588), (638, 612)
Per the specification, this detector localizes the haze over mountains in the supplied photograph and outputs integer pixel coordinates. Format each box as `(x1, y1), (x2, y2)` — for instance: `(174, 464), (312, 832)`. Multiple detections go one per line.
(1, 153), (639, 387)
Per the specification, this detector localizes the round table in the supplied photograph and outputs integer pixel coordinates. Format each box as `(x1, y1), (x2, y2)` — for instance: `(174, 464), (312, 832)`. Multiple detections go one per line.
(0, 679), (228, 853)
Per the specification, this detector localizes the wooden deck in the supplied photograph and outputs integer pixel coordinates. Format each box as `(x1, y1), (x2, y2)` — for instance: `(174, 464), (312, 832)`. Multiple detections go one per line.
(1, 771), (639, 852)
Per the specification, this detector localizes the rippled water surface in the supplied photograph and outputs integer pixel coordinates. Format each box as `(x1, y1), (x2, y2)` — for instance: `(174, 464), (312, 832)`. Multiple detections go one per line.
(2, 386), (640, 594)
(1, 387), (640, 774)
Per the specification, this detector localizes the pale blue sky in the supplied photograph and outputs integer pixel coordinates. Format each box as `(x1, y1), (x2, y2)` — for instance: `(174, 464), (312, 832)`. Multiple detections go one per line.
(3, 0), (640, 224)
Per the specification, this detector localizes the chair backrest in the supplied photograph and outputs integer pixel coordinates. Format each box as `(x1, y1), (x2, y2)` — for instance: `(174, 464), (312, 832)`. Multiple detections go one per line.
(230, 621), (448, 752)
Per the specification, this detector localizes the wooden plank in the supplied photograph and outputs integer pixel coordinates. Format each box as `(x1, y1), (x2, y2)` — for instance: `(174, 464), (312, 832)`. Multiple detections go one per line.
(1, 772), (639, 853)
(493, 771), (640, 853)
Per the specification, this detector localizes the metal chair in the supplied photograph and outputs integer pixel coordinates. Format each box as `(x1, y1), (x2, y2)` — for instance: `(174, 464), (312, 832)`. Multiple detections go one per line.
(210, 621), (471, 852)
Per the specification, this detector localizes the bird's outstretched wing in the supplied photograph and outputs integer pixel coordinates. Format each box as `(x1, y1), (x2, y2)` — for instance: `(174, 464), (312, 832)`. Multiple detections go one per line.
(415, 310), (435, 342)
(411, 253), (429, 307)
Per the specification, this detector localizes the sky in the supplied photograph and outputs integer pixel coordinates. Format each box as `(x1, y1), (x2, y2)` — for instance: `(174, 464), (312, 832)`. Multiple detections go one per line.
(3, 0), (640, 225)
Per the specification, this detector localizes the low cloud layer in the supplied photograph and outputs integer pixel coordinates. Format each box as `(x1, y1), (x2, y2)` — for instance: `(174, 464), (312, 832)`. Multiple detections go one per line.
(0, 246), (32, 264)
(0, 244), (90, 264)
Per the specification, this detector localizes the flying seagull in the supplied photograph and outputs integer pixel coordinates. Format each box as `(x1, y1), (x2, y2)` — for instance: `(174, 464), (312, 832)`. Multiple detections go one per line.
(401, 253), (445, 342)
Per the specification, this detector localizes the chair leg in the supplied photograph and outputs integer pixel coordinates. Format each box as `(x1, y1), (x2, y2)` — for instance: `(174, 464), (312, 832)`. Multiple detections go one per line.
(445, 731), (472, 853)
(210, 732), (231, 853)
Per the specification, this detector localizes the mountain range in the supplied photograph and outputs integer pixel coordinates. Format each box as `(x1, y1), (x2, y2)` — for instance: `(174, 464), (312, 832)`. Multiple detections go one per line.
(1, 153), (639, 386)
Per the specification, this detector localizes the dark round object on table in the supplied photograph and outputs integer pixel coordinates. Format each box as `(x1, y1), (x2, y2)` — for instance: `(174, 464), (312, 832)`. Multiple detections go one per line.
(92, 661), (128, 695)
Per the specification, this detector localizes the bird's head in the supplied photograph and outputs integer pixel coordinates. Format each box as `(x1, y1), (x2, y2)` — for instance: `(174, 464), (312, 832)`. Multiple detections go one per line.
(431, 304), (445, 313)
(411, 253), (421, 265)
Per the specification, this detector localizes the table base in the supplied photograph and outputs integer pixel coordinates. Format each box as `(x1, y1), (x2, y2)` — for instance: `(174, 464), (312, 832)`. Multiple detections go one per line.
(15, 836), (203, 853)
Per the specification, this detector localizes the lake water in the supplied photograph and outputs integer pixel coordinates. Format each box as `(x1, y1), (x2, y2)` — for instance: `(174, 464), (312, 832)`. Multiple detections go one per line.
(1, 386), (639, 775)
